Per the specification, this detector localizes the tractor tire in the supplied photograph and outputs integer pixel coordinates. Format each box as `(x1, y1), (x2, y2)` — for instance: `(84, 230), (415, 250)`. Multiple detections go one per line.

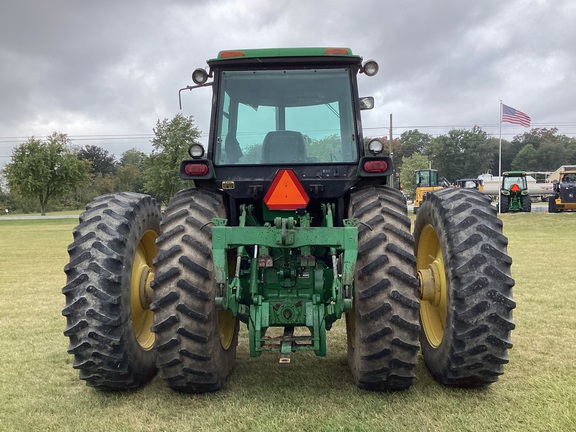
(522, 195), (532, 212)
(414, 188), (515, 387)
(151, 188), (239, 393)
(499, 195), (509, 213)
(346, 185), (420, 391)
(548, 196), (558, 213)
(62, 192), (161, 390)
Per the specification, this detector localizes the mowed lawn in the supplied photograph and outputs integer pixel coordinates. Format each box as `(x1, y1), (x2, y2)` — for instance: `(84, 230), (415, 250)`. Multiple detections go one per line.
(0, 213), (575, 432)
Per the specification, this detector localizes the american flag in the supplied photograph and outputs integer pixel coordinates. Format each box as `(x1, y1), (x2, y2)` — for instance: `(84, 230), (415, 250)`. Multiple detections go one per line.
(502, 104), (531, 127)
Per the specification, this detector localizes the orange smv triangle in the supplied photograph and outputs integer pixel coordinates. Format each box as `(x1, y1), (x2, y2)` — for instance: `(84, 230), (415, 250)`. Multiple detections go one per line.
(264, 169), (309, 210)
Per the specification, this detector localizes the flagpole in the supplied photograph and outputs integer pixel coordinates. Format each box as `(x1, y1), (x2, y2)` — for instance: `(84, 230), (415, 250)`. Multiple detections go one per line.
(498, 100), (502, 215)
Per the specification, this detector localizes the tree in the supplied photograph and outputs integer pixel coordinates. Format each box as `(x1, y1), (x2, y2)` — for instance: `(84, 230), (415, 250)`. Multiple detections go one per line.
(76, 145), (118, 202)
(485, 137), (515, 175)
(78, 145), (117, 175)
(308, 134), (342, 161)
(511, 128), (562, 152)
(0, 175), (15, 213)
(115, 165), (145, 193)
(566, 139), (576, 165)
(115, 148), (149, 193)
(537, 140), (568, 171)
(398, 153), (429, 199)
(143, 114), (200, 204)
(2, 132), (92, 215)
(120, 148), (148, 168)
(426, 126), (493, 181)
(398, 129), (432, 159)
(511, 144), (539, 171)
(510, 128), (576, 171)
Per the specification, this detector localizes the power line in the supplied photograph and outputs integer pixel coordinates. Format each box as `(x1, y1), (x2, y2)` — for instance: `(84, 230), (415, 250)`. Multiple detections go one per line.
(0, 134), (154, 146)
(1, 122), (575, 159)
(0, 122), (574, 143)
(364, 121), (576, 138)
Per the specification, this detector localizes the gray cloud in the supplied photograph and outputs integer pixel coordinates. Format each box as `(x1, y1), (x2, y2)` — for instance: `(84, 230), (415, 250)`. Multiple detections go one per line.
(1, 0), (575, 165)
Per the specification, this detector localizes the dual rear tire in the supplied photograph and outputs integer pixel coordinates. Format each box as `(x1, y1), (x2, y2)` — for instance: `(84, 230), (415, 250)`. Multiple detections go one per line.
(415, 188), (515, 386)
(63, 190), (237, 392)
(62, 193), (161, 390)
(151, 189), (238, 392)
(346, 186), (420, 390)
(63, 187), (515, 391)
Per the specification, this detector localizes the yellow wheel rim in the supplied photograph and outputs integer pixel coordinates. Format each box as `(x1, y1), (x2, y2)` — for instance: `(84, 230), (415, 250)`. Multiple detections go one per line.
(417, 224), (447, 348)
(130, 229), (158, 351)
(218, 310), (236, 350)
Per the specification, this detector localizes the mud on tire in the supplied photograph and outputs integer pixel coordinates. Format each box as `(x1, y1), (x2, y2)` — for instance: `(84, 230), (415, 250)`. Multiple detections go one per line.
(62, 192), (161, 390)
(151, 188), (238, 393)
(414, 188), (516, 387)
(346, 186), (420, 391)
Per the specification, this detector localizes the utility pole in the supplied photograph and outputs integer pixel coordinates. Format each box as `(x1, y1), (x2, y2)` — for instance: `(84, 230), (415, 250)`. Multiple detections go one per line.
(389, 113), (394, 188)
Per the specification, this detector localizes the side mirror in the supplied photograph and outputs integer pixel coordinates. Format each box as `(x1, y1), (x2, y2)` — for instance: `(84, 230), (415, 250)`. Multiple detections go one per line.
(359, 97), (374, 110)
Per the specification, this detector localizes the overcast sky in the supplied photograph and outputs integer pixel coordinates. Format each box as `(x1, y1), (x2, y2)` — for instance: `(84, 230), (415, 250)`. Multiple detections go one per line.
(1, 0), (575, 167)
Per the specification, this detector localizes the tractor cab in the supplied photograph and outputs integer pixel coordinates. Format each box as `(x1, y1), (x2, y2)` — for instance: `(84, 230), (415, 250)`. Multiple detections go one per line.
(502, 172), (527, 192)
(499, 171), (531, 212)
(179, 48), (390, 226)
(416, 169), (439, 188)
(413, 169), (447, 214)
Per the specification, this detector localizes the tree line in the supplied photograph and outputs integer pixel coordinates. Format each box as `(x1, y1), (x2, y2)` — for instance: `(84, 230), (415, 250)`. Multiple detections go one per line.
(1, 114), (198, 215)
(2, 114), (575, 214)
(389, 126), (576, 197)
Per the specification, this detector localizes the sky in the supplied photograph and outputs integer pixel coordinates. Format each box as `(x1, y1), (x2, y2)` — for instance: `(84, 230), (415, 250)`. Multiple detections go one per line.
(1, 0), (575, 168)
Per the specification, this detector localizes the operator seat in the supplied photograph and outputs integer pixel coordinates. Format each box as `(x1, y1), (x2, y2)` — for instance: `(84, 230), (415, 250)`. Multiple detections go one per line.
(261, 130), (307, 164)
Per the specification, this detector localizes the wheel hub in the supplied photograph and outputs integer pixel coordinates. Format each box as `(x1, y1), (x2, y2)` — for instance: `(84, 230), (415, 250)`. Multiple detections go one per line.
(130, 230), (158, 351)
(418, 262), (442, 307)
(417, 224), (447, 348)
(138, 267), (155, 309)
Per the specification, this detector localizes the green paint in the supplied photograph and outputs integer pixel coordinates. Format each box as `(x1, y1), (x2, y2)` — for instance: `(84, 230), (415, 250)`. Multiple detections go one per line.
(501, 171), (530, 212)
(212, 205), (358, 360)
(212, 47), (357, 62)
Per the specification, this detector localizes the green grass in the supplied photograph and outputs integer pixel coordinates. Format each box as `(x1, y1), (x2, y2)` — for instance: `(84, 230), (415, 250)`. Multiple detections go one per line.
(0, 213), (575, 431)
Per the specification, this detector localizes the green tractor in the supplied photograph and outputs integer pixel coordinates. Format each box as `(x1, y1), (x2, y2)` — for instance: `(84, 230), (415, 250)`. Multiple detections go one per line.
(499, 171), (531, 212)
(63, 48), (515, 393)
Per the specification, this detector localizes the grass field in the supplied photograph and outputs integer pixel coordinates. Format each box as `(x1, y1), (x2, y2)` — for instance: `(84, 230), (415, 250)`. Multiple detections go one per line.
(0, 213), (575, 431)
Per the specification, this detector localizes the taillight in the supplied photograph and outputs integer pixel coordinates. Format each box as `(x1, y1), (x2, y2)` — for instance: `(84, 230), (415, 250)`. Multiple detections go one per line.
(363, 160), (388, 173)
(184, 163), (208, 176)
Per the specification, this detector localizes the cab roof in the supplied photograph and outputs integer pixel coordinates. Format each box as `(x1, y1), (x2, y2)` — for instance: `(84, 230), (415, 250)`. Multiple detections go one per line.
(207, 47), (362, 68)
